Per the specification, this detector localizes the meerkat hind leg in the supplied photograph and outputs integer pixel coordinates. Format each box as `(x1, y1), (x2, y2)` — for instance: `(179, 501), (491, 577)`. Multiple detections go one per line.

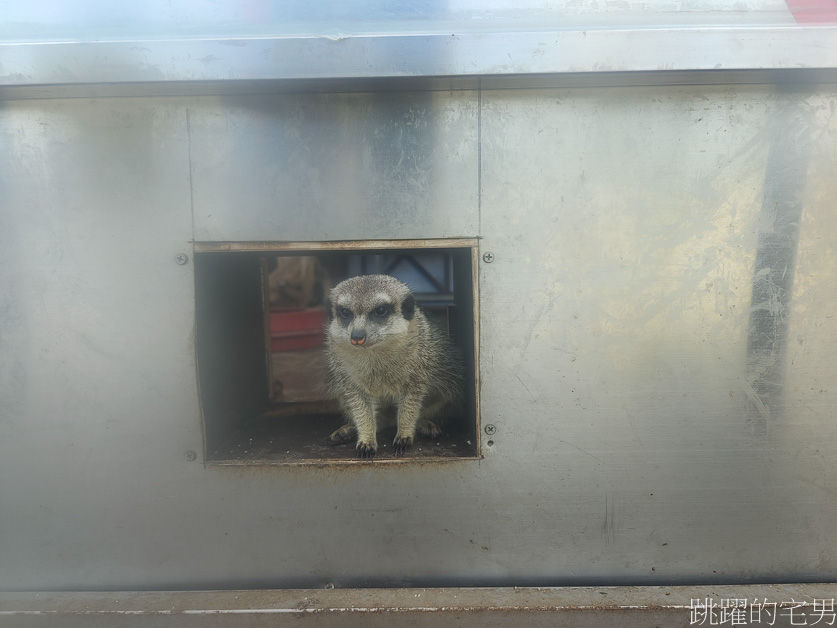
(416, 418), (442, 438)
(326, 423), (356, 445)
(415, 396), (456, 439)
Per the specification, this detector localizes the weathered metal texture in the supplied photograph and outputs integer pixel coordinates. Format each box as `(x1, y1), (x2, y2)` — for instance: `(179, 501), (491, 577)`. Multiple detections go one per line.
(187, 91), (479, 242)
(2, 0), (837, 94)
(1, 82), (837, 592)
(3, 29), (837, 92)
(2, 584), (836, 627)
(478, 83), (837, 583)
(0, 97), (203, 588)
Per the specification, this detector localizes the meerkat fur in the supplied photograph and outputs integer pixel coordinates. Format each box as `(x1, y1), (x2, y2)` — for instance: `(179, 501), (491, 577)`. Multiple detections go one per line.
(324, 274), (463, 458)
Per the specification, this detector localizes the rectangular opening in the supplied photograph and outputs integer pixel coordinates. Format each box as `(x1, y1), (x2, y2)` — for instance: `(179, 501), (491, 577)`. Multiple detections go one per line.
(194, 239), (480, 465)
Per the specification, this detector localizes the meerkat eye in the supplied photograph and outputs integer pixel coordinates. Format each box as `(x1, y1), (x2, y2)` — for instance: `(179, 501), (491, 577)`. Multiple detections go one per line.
(372, 304), (391, 318)
(337, 307), (353, 320)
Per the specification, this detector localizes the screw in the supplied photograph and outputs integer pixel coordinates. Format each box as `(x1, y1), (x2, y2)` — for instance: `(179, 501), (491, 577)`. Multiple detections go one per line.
(482, 252), (495, 263)
(185, 451), (197, 461)
(484, 424), (496, 435)
(175, 253), (189, 265)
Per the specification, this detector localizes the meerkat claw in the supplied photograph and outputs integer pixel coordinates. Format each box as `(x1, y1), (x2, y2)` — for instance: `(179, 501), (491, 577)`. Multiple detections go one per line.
(356, 443), (376, 459)
(392, 435), (413, 455)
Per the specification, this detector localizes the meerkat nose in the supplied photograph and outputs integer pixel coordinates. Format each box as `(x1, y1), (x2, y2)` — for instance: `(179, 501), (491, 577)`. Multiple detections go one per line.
(351, 337), (366, 346)
(350, 330), (367, 346)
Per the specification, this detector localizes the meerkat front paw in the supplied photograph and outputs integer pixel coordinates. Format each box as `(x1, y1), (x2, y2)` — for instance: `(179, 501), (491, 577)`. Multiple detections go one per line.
(356, 441), (377, 459)
(392, 434), (414, 455)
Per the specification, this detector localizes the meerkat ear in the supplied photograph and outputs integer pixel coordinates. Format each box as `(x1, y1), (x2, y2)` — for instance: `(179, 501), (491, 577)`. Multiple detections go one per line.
(401, 294), (416, 321)
(325, 298), (334, 321)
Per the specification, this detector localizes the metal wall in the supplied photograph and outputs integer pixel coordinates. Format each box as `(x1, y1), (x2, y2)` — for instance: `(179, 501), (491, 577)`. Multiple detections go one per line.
(1, 80), (836, 591)
(188, 91), (478, 241)
(3, 1), (836, 91)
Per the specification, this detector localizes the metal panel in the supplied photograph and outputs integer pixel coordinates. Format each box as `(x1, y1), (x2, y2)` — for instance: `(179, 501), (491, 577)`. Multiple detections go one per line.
(3, 28), (837, 94)
(0, 97), (202, 588)
(478, 83), (837, 582)
(1, 82), (836, 593)
(188, 91), (479, 242)
(2, 0), (835, 99)
(3, 0), (837, 94)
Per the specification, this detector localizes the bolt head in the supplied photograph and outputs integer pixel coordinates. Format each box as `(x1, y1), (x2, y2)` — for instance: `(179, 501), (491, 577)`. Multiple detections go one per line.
(185, 451), (197, 461)
(482, 252), (495, 263)
(176, 254), (189, 265)
(484, 424), (497, 435)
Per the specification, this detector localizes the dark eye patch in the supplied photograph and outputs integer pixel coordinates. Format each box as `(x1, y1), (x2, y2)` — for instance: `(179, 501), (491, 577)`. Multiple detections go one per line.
(337, 306), (353, 320)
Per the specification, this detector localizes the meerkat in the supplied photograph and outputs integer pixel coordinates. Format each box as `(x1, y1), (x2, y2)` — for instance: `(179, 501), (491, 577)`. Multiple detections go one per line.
(324, 274), (463, 458)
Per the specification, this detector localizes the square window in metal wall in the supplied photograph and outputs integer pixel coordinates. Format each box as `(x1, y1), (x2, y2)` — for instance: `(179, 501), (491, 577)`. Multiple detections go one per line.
(194, 240), (480, 465)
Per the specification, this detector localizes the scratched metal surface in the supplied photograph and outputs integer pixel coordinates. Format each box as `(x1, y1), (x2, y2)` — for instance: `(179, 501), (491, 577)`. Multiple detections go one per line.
(1, 83), (836, 591)
(478, 84), (837, 583)
(188, 91), (479, 242)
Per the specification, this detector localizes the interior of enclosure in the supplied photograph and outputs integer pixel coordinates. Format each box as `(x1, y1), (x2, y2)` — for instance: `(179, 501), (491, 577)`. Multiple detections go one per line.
(194, 242), (479, 464)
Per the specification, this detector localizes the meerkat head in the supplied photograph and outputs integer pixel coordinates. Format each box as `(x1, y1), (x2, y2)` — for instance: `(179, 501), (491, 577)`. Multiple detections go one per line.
(326, 275), (416, 349)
